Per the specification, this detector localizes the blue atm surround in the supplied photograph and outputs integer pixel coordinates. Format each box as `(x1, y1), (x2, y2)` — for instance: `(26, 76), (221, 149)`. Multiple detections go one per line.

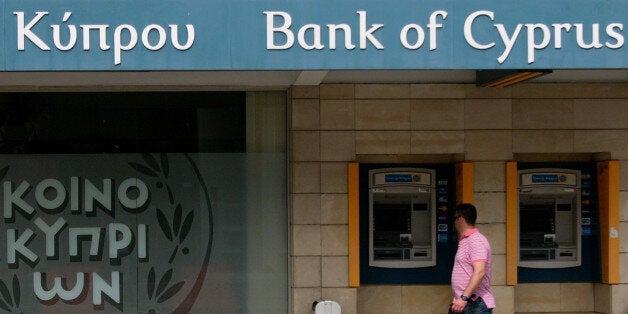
(517, 162), (602, 283)
(359, 163), (457, 284)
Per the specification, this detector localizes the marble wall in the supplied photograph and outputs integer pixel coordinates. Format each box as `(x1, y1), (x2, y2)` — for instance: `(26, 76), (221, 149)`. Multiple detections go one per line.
(289, 83), (628, 314)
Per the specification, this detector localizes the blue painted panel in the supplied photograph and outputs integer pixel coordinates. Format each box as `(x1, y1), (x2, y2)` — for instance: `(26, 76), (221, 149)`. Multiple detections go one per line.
(359, 163), (457, 285)
(0, 1), (3, 70)
(518, 162), (601, 283)
(1, 0), (626, 71)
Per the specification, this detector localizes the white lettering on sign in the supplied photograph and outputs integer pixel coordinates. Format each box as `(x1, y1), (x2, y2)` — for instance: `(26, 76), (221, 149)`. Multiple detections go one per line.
(264, 9), (624, 64)
(463, 10), (625, 64)
(6, 228), (38, 265)
(9, 9), (626, 67)
(33, 272), (85, 301)
(264, 10), (384, 50)
(13, 11), (195, 65)
(3, 177), (149, 219)
(2, 174), (151, 307)
(400, 10), (448, 50)
(6, 221), (148, 267)
(33, 271), (122, 306)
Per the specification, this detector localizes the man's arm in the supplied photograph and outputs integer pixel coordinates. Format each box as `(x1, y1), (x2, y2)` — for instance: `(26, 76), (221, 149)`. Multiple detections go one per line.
(451, 260), (487, 313)
(462, 260), (486, 297)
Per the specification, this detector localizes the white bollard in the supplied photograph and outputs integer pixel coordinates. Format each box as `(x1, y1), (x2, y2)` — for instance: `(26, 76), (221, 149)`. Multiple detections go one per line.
(312, 299), (341, 314)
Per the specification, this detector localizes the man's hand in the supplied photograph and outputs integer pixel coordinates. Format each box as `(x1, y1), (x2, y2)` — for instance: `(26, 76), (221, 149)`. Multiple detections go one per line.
(451, 297), (467, 313)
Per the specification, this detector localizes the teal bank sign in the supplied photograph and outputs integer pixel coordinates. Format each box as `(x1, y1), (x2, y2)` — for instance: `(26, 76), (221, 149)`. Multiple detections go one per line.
(1, 0), (626, 70)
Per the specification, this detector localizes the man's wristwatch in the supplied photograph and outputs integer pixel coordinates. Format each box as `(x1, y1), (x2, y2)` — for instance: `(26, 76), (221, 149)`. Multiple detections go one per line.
(460, 295), (470, 301)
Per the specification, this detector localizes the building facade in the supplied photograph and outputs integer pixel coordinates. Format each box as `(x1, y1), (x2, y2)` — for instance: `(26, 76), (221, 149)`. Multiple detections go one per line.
(0, 0), (626, 313)
(289, 83), (628, 314)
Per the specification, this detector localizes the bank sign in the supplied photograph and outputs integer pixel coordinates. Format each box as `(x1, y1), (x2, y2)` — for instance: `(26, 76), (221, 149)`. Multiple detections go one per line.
(1, 0), (626, 70)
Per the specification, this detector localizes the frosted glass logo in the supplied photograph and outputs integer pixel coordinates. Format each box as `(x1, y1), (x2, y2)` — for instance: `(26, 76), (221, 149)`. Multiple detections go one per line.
(0, 154), (213, 313)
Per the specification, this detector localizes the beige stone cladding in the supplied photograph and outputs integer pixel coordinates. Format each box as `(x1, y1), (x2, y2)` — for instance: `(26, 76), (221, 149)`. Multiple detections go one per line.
(290, 83), (628, 314)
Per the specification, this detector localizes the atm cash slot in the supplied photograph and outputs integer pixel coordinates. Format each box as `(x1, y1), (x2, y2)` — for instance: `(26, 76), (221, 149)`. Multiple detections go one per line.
(521, 249), (555, 261)
(520, 248), (576, 262)
(373, 248), (431, 261)
(374, 249), (406, 260)
(519, 237), (559, 248)
(373, 232), (413, 247)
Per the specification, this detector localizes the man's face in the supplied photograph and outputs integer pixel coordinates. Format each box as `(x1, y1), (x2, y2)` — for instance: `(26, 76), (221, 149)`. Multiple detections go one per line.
(453, 212), (463, 232)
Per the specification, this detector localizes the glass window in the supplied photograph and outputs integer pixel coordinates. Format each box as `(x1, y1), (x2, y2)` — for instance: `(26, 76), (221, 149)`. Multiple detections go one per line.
(0, 91), (287, 313)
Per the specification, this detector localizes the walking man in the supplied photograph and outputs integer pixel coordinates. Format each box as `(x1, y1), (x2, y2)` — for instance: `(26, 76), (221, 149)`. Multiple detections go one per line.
(450, 203), (495, 313)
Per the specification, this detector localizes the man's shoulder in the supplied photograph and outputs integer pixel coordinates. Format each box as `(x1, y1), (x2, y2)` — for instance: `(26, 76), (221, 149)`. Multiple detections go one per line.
(469, 230), (490, 243)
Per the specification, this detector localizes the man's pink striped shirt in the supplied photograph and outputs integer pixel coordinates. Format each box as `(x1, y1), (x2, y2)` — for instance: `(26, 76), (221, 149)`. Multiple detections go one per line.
(451, 228), (495, 309)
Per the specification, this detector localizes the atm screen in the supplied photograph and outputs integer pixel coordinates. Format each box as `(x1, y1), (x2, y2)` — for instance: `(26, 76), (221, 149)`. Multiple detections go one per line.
(373, 203), (411, 232)
(520, 204), (555, 233)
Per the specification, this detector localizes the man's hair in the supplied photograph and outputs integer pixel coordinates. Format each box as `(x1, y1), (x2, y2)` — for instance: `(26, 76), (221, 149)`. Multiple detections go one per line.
(455, 203), (477, 226)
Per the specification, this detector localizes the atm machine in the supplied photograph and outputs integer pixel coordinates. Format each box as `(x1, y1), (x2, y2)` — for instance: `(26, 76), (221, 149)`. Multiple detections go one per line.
(518, 169), (582, 268)
(369, 168), (436, 268)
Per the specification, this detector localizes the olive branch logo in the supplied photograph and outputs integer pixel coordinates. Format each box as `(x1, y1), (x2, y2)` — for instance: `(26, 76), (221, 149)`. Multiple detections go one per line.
(0, 275), (20, 313)
(129, 153), (196, 308)
(146, 268), (185, 304)
(155, 204), (194, 264)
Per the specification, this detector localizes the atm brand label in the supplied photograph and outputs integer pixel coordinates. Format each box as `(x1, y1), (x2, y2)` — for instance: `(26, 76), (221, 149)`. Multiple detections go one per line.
(520, 171), (579, 187)
(374, 170), (432, 186)
(531, 174), (566, 183)
(385, 174), (413, 182)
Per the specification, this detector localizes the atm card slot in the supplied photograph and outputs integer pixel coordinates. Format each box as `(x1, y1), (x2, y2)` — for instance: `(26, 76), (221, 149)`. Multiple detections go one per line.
(413, 251), (428, 257)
